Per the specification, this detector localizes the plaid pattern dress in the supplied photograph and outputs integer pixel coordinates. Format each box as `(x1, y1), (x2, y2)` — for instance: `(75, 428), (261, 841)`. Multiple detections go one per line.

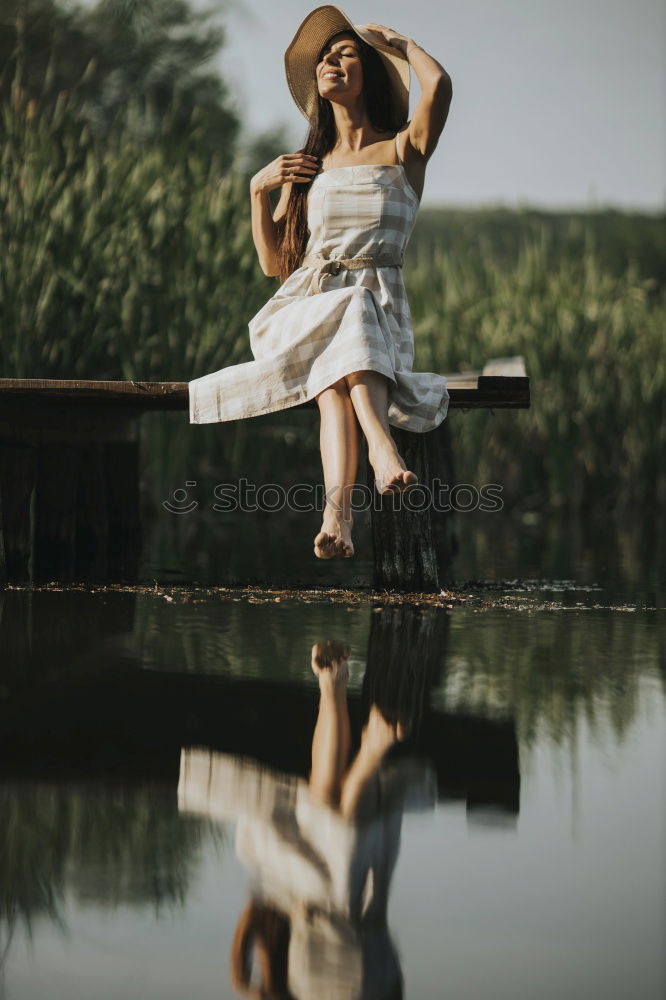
(189, 132), (450, 432)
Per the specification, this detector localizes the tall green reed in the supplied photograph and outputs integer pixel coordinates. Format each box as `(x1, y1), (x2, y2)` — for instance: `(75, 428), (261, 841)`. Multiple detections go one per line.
(407, 222), (665, 513)
(0, 78), (273, 381)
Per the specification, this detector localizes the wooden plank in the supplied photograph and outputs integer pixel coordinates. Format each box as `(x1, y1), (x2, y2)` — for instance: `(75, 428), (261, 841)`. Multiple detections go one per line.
(481, 355), (527, 377)
(0, 379), (186, 410)
(0, 376), (530, 410)
(456, 375), (531, 408)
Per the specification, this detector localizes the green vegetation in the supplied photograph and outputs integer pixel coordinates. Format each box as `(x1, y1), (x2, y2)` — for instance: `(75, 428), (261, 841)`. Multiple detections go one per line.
(408, 215), (665, 512)
(1, 84), (270, 380)
(0, 780), (226, 958)
(0, 0), (241, 159)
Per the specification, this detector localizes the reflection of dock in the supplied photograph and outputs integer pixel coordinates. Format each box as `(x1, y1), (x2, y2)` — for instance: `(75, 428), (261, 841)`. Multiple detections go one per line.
(0, 670), (519, 817)
(0, 357), (529, 591)
(0, 598), (521, 817)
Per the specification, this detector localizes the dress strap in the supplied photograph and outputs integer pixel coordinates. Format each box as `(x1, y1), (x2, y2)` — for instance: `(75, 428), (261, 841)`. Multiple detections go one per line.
(395, 130), (403, 166)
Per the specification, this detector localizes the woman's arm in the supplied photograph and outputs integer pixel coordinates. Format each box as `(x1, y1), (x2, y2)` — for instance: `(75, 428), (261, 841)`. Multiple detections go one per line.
(403, 40), (452, 159)
(249, 181), (282, 277)
(363, 25), (452, 160)
(250, 151), (319, 276)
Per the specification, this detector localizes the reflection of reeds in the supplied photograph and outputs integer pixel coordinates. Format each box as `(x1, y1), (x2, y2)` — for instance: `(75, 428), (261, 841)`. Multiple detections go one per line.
(0, 781), (227, 957)
(129, 597), (661, 754)
(432, 612), (661, 750)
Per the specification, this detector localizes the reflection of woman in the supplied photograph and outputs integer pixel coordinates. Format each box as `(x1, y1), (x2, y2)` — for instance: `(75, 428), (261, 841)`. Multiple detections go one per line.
(187, 6), (452, 561)
(177, 640), (436, 1000)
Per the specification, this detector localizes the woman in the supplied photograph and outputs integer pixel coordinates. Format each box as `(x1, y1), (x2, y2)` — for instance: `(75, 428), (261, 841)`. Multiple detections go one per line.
(188, 6), (453, 562)
(177, 639), (436, 999)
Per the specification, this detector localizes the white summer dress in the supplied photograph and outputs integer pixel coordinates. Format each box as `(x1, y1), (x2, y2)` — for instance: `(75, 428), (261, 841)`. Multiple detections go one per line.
(188, 130), (450, 433)
(178, 747), (436, 999)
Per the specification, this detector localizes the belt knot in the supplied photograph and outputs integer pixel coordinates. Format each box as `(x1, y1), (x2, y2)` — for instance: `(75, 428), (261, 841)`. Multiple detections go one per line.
(300, 250), (403, 296)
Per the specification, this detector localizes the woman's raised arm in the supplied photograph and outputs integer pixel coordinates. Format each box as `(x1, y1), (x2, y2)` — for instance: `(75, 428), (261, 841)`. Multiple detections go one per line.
(363, 25), (452, 160)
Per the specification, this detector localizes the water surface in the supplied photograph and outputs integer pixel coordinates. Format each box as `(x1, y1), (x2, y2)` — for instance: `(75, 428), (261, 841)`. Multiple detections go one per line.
(1, 586), (663, 999)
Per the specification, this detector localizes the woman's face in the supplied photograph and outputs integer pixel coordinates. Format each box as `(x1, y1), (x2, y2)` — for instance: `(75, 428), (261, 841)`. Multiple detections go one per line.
(316, 31), (363, 106)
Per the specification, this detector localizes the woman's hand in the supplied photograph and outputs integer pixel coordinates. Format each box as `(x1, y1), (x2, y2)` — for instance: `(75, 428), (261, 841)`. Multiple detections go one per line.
(250, 150), (320, 195)
(361, 23), (414, 58)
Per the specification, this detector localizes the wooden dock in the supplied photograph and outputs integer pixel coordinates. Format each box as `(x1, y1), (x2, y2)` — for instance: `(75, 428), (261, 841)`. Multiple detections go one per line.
(0, 358), (529, 589)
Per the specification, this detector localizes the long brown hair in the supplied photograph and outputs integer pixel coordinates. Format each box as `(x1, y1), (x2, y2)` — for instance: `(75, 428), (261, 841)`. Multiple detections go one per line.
(230, 898), (294, 998)
(275, 32), (407, 285)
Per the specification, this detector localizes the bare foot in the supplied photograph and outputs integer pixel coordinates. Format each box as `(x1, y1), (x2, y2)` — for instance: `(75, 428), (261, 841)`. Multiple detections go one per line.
(368, 439), (418, 495)
(360, 704), (406, 757)
(311, 641), (350, 687)
(314, 509), (354, 559)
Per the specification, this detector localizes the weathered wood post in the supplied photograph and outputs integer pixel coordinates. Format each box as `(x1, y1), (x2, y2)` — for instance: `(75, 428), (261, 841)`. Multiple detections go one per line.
(0, 397), (142, 584)
(363, 357), (529, 592)
(364, 421), (457, 592)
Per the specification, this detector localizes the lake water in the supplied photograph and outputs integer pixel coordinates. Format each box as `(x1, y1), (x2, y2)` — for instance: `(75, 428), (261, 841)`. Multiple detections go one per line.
(1, 546), (663, 999)
(1, 407), (664, 999)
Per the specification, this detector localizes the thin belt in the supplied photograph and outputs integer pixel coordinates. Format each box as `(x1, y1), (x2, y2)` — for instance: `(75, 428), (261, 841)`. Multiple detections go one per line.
(300, 250), (404, 296)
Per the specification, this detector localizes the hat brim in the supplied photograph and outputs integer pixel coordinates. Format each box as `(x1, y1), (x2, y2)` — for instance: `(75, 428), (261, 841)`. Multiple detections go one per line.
(284, 5), (410, 124)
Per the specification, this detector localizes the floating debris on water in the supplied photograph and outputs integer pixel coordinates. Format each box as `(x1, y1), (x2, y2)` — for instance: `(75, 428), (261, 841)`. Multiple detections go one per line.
(0, 580), (657, 613)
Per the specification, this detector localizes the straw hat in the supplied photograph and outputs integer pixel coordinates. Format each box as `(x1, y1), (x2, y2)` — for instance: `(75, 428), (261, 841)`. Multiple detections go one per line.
(284, 5), (410, 124)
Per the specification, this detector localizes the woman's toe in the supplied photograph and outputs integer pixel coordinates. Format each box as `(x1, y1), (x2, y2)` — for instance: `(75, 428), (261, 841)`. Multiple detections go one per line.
(314, 531), (332, 556)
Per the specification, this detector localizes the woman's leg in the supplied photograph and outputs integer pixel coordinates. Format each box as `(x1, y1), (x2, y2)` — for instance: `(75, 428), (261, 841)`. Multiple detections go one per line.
(313, 378), (360, 559)
(344, 371), (418, 494)
(309, 644), (352, 805)
(339, 705), (404, 822)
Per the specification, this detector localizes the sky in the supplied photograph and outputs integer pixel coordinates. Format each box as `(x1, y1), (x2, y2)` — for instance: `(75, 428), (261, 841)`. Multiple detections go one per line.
(103, 0), (666, 211)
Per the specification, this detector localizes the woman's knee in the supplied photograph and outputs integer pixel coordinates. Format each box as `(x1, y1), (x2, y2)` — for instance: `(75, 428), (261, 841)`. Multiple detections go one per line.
(314, 377), (350, 403)
(345, 370), (387, 392)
